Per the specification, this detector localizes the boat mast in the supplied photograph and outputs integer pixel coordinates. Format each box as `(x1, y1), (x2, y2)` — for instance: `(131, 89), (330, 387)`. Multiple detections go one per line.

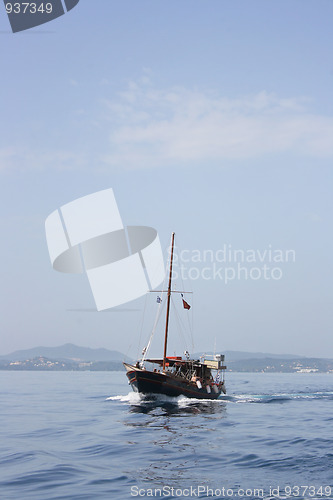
(162, 232), (175, 371)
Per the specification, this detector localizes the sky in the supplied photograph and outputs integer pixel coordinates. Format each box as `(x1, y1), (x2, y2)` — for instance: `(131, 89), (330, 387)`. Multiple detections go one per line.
(0, 1), (332, 359)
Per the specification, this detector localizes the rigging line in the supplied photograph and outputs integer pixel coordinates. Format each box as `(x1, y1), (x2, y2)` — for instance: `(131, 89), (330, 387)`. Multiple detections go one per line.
(184, 298), (194, 353)
(173, 234), (194, 350)
(170, 296), (186, 352)
(137, 234), (167, 363)
(124, 340), (134, 362)
(123, 304), (145, 362)
(124, 309), (146, 362)
(182, 290), (194, 352)
(171, 285), (188, 346)
(136, 292), (149, 361)
(142, 237), (168, 290)
(188, 291), (194, 352)
(141, 298), (167, 364)
(141, 252), (170, 363)
(170, 296), (190, 354)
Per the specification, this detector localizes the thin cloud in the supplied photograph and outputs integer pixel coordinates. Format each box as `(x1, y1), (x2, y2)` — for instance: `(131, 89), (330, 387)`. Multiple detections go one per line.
(1, 80), (332, 173)
(100, 82), (333, 168)
(0, 148), (17, 171)
(0, 148), (87, 173)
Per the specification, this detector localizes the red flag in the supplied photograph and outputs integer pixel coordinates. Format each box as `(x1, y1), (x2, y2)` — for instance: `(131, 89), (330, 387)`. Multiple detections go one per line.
(182, 299), (191, 310)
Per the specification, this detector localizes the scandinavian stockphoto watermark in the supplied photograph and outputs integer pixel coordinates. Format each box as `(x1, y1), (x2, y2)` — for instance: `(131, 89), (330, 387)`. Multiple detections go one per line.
(130, 484), (332, 498)
(3, 0), (80, 33)
(45, 188), (165, 310)
(171, 244), (296, 283)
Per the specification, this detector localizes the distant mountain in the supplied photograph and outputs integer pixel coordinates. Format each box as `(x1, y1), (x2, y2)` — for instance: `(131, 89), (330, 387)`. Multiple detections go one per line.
(194, 350), (305, 362)
(227, 357), (333, 373)
(224, 350), (305, 362)
(1, 345), (332, 373)
(0, 343), (131, 362)
(1, 345), (306, 363)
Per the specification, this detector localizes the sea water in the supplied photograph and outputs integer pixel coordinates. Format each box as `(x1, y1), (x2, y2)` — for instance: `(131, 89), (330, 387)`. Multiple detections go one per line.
(0, 371), (332, 500)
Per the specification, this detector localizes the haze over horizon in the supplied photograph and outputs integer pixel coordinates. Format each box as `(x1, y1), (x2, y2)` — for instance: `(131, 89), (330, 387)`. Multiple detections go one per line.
(1, 1), (332, 358)
(0, 342), (306, 360)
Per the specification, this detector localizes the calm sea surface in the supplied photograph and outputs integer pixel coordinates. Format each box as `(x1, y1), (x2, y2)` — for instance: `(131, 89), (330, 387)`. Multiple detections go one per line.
(0, 371), (332, 500)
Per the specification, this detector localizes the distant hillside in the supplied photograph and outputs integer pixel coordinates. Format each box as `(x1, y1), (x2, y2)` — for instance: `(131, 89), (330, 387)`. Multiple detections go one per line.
(0, 356), (124, 371)
(0, 343), (130, 362)
(2, 346), (304, 363)
(228, 357), (333, 373)
(224, 350), (305, 361)
(194, 350), (304, 362)
(0, 345), (332, 372)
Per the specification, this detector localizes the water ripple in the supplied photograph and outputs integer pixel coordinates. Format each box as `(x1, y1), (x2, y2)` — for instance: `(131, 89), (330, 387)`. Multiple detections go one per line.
(1, 372), (332, 500)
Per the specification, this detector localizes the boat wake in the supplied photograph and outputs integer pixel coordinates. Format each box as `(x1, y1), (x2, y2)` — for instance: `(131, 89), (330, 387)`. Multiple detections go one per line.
(106, 392), (223, 405)
(225, 391), (333, 404)
(107, 390), (333, 406)
(106, 393), (142, 403)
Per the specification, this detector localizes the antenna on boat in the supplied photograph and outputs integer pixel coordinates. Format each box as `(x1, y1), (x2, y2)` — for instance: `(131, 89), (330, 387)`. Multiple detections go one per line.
(162, 232), (175, 372)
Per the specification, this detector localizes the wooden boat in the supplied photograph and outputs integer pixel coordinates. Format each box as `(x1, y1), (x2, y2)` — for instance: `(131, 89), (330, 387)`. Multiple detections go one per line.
(124, 233), (226, 399)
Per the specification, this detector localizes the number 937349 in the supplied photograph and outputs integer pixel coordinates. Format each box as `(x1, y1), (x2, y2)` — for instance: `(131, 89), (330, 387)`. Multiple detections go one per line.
(5, 3), (53, 14)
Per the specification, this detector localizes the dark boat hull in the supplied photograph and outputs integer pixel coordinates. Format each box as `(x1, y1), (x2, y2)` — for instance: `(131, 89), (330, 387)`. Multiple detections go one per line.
(124, 363), (224, 400)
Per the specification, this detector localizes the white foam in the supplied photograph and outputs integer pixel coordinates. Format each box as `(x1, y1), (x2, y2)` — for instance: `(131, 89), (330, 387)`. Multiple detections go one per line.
(106, 392), (224, 406)
(106, 392), (142, 403)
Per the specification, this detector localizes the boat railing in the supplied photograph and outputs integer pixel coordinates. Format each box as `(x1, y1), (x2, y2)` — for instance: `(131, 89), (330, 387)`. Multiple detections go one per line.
(201, 354), (225, 361)
(200, 354), (226, 371)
